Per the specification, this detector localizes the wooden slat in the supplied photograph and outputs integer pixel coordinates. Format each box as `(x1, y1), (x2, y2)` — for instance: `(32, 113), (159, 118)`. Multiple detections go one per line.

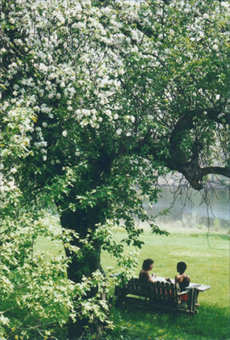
(113, 274), (209, 315)
(114, 278), (198, 314)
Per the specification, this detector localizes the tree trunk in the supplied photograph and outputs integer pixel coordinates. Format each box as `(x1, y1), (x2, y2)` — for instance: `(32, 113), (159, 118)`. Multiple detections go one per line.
(59, 206), (106, 339)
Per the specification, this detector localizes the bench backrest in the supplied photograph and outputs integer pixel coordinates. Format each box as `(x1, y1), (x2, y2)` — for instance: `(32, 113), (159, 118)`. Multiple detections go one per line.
(118, 278), (182, 305)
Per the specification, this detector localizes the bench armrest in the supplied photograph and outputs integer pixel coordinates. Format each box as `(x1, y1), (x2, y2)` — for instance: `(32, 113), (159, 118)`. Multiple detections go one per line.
(177, 290), (188, 296)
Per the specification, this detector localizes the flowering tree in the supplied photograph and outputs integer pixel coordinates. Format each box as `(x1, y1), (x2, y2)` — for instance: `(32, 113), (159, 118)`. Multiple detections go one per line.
(118, 0), (230, 190)
(1, 0), (230, 338)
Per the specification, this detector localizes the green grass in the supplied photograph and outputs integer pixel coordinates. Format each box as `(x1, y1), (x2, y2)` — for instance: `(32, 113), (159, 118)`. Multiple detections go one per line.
(33, 220), (229, 340)
(101, 224), (230, 340)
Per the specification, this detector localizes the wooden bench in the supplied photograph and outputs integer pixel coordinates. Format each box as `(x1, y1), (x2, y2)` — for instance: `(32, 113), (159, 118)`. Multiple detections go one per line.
(112, 276), (208, 315)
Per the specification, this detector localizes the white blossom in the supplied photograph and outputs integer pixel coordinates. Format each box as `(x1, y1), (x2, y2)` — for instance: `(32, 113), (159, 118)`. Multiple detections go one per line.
(130, 116), (135, 123)
(131, 30), (138, 41)
(105, 109), (112, 117)
(39, 63), (48, 72)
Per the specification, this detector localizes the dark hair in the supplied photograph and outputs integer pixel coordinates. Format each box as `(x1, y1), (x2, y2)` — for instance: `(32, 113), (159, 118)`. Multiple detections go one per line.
(142, 258), (154, 271)
(177, 261), (187, 273)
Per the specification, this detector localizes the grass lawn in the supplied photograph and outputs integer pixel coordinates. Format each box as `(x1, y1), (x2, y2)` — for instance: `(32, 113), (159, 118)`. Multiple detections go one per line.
(34, 219), (229, 340)
(101, 223), (230, 340)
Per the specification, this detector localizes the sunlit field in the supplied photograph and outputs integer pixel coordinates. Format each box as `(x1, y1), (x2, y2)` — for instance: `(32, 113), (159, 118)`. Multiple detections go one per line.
(34, 218), (229, 340)
(101, 223), (229, 340)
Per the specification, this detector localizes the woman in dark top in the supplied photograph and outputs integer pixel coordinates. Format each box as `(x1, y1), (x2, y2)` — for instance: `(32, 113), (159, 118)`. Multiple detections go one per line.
(139, 258), (156, 283)
(166, 262), (190, 301)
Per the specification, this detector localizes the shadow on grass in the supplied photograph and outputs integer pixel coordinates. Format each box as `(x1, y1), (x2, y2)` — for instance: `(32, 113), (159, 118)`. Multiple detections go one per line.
(106, 303), (230, 340)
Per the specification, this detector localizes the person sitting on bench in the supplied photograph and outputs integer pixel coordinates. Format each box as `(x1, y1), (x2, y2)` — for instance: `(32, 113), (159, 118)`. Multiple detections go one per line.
(166, 261), (190, 301)
(139, 258), (156, 283)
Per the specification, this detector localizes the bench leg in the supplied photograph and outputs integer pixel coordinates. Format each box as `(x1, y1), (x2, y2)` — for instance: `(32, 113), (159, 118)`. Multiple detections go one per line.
(187, 288), (197, 314)
(195, 290), (200, 306)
